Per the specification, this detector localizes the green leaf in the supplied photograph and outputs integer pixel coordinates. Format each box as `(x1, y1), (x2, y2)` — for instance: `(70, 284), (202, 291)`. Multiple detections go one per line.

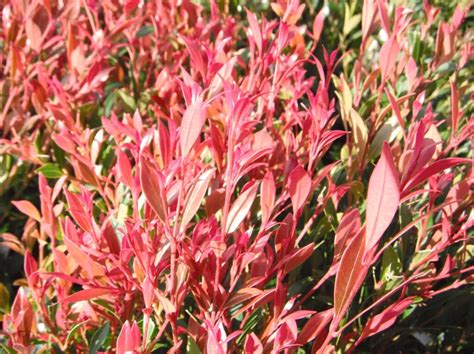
(136, 25), (154, 38)
(381, 246), (402, 285)
(0, 283), (10, 313)
(66, 321), (87, 348)
(186, 336), (202, 354)
(118, 89), (136, 111)
(145, 317), (156, 343)
(36, 163), (64, 179)
(89, 322), (110, 354)
(1, 344), (17, 354)
(104, 92), (117, 117)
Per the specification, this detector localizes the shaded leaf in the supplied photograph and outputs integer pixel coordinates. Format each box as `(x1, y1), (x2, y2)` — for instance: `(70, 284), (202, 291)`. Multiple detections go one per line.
(140, 157), (167, 222)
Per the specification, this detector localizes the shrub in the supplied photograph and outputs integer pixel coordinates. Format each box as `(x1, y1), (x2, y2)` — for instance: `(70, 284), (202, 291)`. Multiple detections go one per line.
(1, 0), (472, 352)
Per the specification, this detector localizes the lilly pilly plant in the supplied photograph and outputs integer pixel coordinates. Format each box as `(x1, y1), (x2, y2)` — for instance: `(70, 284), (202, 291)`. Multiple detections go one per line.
(1, 0), (473, 353)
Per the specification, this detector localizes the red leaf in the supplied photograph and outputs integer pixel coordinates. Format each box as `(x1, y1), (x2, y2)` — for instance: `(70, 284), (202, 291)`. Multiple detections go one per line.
(62, 288), (113, 304)
(379, 36), (400, 83)
(333, 209), (361, 266)
(226, 288), (262, 309)
(140, 157), (167, 222)
(244, 333), (263, 354)
(12, 200), (41, 222)
(180, 97), (207, 157)
(297, 308), (334, 344)
(403, 158), (470, 194)
(358, 297), (413, 343)
(333, 228), (367, 324)
(101, 220), (121, 255)
(24, 251), (38, 280)
(288, 165), (311, 215)
(283, 244), (315, 274)
(281, 310), (315, 324)
(365, 143), (400, 255)
(225, 182), (259, 234)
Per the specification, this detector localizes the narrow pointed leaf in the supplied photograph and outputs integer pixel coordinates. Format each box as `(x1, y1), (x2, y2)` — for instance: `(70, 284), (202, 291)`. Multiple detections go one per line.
(365, 143), (400, 253)
(261, 171), (275, 225)
(226, 183), (259, 234)
(12, 200), (41, 222)
(181, 169), (214, 231)
(140, 157), (167, 222)
(288, 165), (311, 215)
(380, 36), (399, 82)
(180, 98), (207, 157)
(334, 228), (367, 323)
(62, 288), (113, 304)
(297, 309), (334, 344)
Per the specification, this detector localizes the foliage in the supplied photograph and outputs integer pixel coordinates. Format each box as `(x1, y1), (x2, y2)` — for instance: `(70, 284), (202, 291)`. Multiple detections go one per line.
(0, 0), (473, 352)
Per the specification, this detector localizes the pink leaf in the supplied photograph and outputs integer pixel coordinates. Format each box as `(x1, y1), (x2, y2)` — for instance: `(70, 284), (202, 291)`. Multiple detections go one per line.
(246, 9), (263, 55)
(379, 36), (400, 83)
(117, 321), (141, 354)
(181, 169), (214, 231)
(225, 182), (259, 234)
(365, 143), (400, 255)
(64, 190), (93, 233)
(288, 165), (311, 215)
(63, 225), (105, 279)
(117, 148), (133, 187)
(180, 97), (207, 157)
(376, 0), (390, 35)
(312, 9), (325, 46)
(156, 291), (176, 314)
(12, 200), (41, 222)
(450, 81), (459, 137)
(385, 89), (405, 131)
(62, 288), (113, 304)
(26, 19), (42, 52)
(362, 0), (377, 47)
(261, 171), (276, 225)
(24, 251), (38, 279)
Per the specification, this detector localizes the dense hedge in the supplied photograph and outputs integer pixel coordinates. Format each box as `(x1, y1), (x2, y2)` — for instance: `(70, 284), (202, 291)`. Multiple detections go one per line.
(1, 0), (472, 352)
